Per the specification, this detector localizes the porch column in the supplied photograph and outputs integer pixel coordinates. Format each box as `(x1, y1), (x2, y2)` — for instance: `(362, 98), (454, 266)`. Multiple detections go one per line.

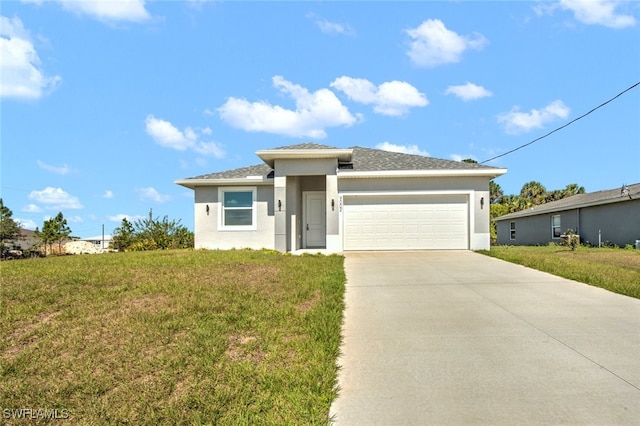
(274, 175), (287, 252)
(325, 174), (341, 252)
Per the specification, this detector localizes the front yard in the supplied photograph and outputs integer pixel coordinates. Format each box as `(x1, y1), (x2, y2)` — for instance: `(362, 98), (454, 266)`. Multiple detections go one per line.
(0, 250), (345, 425)
(478, 245), (640, 299)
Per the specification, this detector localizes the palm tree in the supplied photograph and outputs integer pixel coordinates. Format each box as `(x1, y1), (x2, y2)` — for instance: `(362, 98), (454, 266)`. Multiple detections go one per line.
(520, 181), (547, 206)
(489, 181), (503, 204)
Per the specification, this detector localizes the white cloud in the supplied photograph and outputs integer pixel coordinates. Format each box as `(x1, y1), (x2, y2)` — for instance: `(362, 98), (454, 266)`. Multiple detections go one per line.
(315, 18), (355, 36)
(331, 77), (428, 117)
(28, 187), (83, 210)
(67, 215), (83, 223)
(0, 16), (61, 100)
(145, 115), (225, 158)
(37, 160), (71, 175)
(218, 76), (360, 139)
(405, 19), (488, 68)
(559, 0), (636, 28)
(22, 203), (43, 213)
(103, 190), (114, 199)
(136, 187), (170, 203)
(16, 218), (37, 230)
(497, 100), (570, 134)
(375, 142), (430, 157)
(108, 213), (146, 223)
(445, 82), (493, 102)
(53, 0), (151, 23)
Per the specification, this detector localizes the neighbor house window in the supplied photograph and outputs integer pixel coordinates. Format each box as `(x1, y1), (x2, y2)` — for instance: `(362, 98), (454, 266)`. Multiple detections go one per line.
(510, 221), (516, 240)
(219, 187), (257, 230)
(551, 215), (561, 239)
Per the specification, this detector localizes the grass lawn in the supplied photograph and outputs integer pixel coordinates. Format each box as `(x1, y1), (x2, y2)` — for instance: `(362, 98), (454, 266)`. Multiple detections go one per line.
(478, 245), (640, 299)
(1, 250), (345, 425)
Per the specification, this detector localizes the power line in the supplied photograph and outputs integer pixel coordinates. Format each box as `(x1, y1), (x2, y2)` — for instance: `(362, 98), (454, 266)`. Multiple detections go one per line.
(480, 80), (640, 164)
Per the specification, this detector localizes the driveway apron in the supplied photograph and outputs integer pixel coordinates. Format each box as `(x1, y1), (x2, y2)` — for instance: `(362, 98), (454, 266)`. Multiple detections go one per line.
(329, 251), (640, 425)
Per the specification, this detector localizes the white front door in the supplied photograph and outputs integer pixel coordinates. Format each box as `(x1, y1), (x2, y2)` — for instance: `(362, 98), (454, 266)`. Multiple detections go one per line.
(304, 191), (326, 248)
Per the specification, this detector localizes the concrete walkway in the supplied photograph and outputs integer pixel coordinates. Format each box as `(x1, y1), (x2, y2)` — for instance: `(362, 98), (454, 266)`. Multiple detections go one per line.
(329, 251), (640, 425)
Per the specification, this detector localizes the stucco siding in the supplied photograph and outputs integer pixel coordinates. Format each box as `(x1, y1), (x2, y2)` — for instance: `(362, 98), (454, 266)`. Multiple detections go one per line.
(496, 211), (578, 246)
(579, 200), (640, 247)
(496, 199), (640, 247)
(194, 185), (274, 250)
(339, 176), (492, 250)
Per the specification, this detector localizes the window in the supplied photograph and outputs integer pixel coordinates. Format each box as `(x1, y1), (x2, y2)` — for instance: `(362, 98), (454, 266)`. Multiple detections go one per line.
(509, 221), (516, 240)
(551, 215), (561, 239)
(219, 187), (256, 230)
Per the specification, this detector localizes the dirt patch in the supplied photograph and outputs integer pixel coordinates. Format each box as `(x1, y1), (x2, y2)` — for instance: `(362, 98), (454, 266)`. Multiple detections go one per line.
(225, 334), (266, 364)
(3, 310), (62, 361)
(296, 290), (321, 313)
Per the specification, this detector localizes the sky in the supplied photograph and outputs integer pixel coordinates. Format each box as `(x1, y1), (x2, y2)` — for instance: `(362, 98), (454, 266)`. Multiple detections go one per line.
(1, 0), (639, 238)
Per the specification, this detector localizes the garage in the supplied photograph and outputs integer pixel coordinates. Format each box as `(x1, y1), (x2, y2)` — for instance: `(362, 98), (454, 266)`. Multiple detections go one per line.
(342, 194), (469, 250)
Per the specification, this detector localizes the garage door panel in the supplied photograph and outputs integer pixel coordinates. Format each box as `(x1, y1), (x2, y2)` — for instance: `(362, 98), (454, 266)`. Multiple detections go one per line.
(343, 195), (468, 250)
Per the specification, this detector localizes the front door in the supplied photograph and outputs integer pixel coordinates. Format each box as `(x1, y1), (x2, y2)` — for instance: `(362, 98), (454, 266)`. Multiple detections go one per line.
(303, 191), (326, 248)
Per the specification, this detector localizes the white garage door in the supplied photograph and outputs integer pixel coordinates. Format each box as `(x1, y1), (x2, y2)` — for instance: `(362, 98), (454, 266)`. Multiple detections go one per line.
(343, 194), (469, 250)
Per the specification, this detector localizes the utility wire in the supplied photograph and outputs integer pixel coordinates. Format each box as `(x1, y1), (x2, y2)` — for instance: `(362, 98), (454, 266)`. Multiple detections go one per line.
(481, 80), (640, 164)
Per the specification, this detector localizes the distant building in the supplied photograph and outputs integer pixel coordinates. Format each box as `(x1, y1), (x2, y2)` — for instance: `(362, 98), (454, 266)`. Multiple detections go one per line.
(80, 235), (113, 250)
(495, 183), (640, 247)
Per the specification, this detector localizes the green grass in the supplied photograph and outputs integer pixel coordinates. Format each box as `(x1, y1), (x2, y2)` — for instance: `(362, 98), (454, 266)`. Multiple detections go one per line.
(478, 245), (640, 299)
(1, 250), (345, 425)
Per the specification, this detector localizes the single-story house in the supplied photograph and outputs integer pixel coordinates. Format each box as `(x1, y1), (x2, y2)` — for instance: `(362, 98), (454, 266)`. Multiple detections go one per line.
(495, 183), (640, 247)
(175, 143), (507, 253)
(80, 234), (113, 250)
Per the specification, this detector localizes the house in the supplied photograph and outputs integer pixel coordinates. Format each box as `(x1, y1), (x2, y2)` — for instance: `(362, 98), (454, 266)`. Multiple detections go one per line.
(175, 143), (507, 253)
(80, 234), (113, 250)
(11, 229), (39, 251)
(495, 183), (640, 247)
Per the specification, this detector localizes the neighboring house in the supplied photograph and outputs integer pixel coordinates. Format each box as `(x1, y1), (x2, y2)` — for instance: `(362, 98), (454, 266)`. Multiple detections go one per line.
(176, 143), (506, 253)
(80, 234), (113, 250)
(495, 183), (640, 247)
(10, 229), (39, 250)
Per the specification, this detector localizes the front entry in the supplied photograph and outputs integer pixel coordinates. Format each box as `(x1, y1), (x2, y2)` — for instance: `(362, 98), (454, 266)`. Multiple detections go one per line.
(303, 191), (326, 248)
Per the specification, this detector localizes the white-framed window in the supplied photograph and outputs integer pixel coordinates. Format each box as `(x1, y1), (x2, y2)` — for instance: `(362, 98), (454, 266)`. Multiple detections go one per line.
(551, 215), (561, 239)
(218, 187), (257, 230)
(510, 221), (516, 240)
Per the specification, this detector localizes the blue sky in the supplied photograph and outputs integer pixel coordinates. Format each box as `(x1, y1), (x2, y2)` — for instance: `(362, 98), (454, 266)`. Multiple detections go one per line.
(2, 0), (639, 238)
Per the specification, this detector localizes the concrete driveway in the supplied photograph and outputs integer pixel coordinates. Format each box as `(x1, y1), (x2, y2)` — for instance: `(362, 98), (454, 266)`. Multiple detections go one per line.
(329, 251), (640, 425)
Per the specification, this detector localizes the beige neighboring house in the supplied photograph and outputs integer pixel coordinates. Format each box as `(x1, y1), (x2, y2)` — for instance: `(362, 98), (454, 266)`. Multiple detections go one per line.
(175, 143), (507, 253)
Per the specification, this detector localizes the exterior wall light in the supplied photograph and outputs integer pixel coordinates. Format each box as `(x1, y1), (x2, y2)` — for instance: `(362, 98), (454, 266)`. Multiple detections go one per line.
(331, 199), (335, 211)
(278, 200), (282, 211)
(206, 204), (210, 215)
(480, 197), (484, 209)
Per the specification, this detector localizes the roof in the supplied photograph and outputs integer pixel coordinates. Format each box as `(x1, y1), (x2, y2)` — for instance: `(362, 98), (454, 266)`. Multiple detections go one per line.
(495, 183), (640, 221)
(346, 147), (497, 172)
(176, 143), (505, 187)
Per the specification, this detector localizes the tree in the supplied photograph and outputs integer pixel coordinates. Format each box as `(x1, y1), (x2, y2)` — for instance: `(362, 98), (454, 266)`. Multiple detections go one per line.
(111, 218), (135, 251)
(36, 212), (72, 255)
(0, 199), (22, 252)
(115, 215), (194, 251)
(489, 181), (503, 204)
(519, 181), (547, 207)
(546, 183), (585, 202)
(35, 221), (56, 255)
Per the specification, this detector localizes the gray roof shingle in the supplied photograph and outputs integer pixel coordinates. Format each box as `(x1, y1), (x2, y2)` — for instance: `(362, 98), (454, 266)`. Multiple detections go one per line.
(496, 183), (640, 220)
(180, 144), (502, 181)
(346, 147), (498, 172)
(188, 163), (274, 180)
